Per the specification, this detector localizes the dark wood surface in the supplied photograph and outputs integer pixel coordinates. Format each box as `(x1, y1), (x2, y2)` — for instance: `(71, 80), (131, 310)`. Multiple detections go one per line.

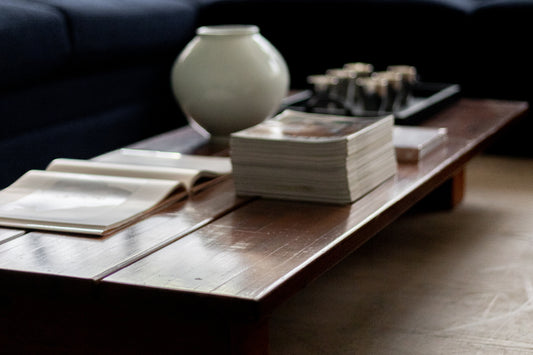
(0, 179), (248, 280)
(105, 99), (529, 309)
(0, 98), (528, 354)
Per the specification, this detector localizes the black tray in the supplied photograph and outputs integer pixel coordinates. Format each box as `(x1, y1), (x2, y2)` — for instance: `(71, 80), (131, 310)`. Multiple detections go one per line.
(282, 82), (461, 125)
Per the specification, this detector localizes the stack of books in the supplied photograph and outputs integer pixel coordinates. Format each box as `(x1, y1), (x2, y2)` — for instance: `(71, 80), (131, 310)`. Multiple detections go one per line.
(230, 109), (397, 204)
(393, 126), (448, 163)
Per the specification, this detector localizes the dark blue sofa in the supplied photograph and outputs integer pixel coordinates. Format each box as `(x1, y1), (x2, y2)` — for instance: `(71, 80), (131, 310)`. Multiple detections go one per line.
(1, 0), (531, 188)
(0, 0), (197, 188)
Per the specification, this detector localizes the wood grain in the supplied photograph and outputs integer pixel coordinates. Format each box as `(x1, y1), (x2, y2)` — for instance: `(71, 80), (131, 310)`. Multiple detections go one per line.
(102, 133), (478, 311)
(0, 179), (250, 281)
(0, 98), (528, 353)
(102, 100), (529, 312)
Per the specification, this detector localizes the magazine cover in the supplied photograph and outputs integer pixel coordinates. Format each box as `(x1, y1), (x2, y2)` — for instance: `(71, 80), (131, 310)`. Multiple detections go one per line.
(231, 109), (392, 142)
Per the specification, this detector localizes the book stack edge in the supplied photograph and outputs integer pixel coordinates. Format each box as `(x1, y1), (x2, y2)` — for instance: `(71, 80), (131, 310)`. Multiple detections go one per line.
(230, 109), (397, 204)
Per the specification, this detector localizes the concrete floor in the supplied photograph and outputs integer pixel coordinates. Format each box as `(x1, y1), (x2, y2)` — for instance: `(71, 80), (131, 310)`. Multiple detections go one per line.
(270, 154), (533, 354)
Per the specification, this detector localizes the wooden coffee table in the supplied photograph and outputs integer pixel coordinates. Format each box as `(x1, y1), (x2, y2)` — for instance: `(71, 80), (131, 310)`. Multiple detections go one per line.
(0, 98), (528, 354)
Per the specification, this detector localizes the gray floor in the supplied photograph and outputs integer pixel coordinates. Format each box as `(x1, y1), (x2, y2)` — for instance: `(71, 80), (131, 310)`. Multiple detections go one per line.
(270, 154), (533, 354)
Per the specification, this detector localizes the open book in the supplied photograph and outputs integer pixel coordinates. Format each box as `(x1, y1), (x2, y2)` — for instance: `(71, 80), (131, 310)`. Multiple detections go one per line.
(0, 149), (231, 236)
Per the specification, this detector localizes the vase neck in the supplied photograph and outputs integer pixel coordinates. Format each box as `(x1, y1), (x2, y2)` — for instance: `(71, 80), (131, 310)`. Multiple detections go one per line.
(197, 25), (259, 37)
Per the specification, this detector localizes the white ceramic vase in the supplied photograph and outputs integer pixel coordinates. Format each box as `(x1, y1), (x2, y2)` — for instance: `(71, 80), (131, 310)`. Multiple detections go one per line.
(170, 25), (290, 142)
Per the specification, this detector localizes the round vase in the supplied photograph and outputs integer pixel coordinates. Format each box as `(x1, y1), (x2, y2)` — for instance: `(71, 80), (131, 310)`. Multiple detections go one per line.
(170, 25), (290, 142)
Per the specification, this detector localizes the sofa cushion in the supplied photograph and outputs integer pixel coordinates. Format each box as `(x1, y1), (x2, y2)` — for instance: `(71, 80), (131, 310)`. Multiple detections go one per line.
(197, 0), (477, 88)
(0, 0), (70, 90)
(197, 0), (476, 12)
(0, 99), (181, 189)
(0, 62), (184, 141)
(33, 0), (198, 63)
(463, 0), (533, 156)
(468, 0), (533, 101)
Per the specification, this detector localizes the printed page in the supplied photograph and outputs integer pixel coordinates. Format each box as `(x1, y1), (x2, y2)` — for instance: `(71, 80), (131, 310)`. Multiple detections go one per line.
(47, 159), (202, 191)
(231, 109), (388, 143)
(94, 149), (232, 175)
(0, 170), (185, 235)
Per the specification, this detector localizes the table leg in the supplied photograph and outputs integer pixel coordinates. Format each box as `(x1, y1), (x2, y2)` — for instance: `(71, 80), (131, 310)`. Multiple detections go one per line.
(418, 168), (466, 210)
(230, 318), (270, 355)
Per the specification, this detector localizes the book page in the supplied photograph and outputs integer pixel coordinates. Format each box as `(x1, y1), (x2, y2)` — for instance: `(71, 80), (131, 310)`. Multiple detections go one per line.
(91, 149), (232, 191)
(231, 109), (388, 143)
(94, 149), (232, 175)
(47, 159), (203, 191)
(0, 170), (185, 235)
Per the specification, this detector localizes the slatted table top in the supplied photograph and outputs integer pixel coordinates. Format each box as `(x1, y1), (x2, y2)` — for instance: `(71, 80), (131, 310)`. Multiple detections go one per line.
(0, 98), (527, 321)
